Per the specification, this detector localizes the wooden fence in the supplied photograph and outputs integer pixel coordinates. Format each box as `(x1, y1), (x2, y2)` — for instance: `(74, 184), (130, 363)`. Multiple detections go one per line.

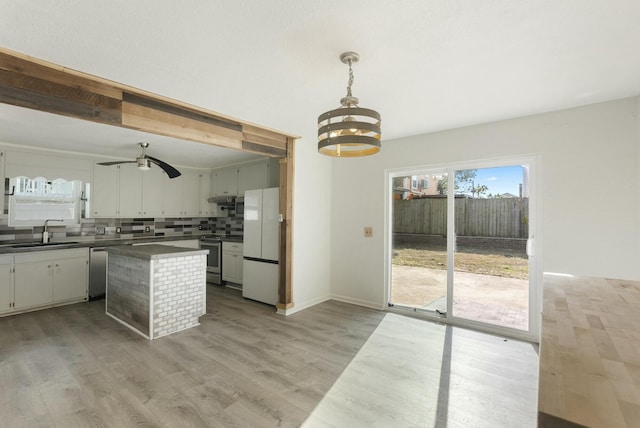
(393, 197), (529, 238)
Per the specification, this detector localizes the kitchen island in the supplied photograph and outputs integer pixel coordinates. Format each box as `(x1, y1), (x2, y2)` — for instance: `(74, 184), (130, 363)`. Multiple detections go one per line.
(105, 244), (208, 340)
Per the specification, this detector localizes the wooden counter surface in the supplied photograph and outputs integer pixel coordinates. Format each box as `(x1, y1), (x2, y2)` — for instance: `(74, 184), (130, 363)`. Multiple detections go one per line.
(539, 275), (640, 427)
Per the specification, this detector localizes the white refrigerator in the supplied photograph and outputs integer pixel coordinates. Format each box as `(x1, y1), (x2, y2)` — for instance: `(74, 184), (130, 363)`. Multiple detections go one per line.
(242, 187), (279, 305)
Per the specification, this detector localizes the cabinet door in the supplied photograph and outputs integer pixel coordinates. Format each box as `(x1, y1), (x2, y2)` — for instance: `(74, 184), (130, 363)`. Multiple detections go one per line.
(163, 173), (184, 217)
(238, 163), (268, 195)
(222, 252), (242, 283)
(199, 173), (211, 216)
(222, 251), (236, 282)
(92, 163), (118, 217)
(181, 171), (201, 216)
(142, 167), (165, 217)
(14, 260), (53, 309)
(53, 256), (88, 302)
(0, 151), (5, 220)
(118, 165), (143, 217)
(235, 254), (243, 284)
(212, 168), (238, 197)
(0, 260), (13, 314)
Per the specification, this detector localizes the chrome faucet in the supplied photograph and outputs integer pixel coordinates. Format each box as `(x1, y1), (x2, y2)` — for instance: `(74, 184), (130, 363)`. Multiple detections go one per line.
(43, 219), (63, 244)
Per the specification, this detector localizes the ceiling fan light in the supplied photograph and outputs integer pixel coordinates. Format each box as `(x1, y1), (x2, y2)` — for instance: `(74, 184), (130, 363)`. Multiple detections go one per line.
(137, 157), (151, 171)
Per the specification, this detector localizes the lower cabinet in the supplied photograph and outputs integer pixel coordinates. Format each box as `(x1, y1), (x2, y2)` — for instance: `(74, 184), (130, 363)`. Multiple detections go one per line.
(0, 255), (13, 315)
(12, 248), (89, 312)
(222, 242), (243, 284)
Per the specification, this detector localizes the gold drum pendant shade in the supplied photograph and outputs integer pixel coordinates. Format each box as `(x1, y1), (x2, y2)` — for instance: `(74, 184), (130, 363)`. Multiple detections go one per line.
(318, 52), (381, 157)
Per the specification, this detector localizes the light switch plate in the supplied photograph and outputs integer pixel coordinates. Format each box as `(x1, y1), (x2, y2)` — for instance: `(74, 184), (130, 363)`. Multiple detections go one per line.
(364, 226), (373, 237)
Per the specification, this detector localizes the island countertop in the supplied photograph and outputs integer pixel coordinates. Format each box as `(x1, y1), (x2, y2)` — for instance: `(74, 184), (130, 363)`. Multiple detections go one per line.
(106, 244), (209, 260)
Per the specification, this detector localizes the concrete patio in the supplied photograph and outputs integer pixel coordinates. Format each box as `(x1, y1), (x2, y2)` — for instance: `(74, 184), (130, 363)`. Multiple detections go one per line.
(391, 265), (529, 330)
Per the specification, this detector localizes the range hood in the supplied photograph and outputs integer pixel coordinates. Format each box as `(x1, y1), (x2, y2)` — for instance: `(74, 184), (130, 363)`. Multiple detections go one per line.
(207, 195), (236, 205)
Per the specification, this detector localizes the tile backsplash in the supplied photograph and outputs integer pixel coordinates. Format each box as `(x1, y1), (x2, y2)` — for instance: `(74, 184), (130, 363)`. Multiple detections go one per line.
(0, 211), (244, 244)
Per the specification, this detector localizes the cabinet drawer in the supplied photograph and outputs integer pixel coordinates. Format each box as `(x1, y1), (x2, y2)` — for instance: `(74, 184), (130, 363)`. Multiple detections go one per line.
(15, 247), (89, 263)
(222, 242), (243, 253)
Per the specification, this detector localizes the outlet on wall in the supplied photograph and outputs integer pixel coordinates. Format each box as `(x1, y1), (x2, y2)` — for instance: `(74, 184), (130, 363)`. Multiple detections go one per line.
(364, 226), (373, 238)
(145, 226), (150, 232)
(116, 227), (121, 234)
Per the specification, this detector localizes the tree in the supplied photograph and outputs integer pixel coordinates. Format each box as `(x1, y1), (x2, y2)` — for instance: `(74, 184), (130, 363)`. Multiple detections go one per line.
(437, 170), (478, 195)
(470, 184), (488, 198)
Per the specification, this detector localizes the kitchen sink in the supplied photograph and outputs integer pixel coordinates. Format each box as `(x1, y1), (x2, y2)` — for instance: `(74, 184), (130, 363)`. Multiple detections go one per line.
(11, 241), (80, 248)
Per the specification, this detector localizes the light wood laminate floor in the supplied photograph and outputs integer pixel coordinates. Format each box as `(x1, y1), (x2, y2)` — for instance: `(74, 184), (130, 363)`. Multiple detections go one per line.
(0, 285), (539, 427)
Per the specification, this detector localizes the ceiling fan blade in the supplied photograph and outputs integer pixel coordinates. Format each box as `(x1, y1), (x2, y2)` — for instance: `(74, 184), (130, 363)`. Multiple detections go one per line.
(97, 160), (136, 166)
(147, 155), (182, 179)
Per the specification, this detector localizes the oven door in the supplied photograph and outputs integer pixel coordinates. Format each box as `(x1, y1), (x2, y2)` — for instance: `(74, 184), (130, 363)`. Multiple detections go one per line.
(201, 241), (222, 284)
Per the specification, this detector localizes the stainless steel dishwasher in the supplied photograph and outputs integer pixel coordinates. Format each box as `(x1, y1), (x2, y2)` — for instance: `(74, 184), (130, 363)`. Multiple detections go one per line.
(89, 247), (107, 300)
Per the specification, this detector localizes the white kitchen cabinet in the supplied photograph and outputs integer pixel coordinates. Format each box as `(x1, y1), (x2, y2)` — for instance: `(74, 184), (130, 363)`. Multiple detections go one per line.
(181, 171), (201, 216)
(199, 173), (211, 216)
(14, 255), (53, 309)
(163, 170), (201, 217)
(212, 168), (238, 197)
(162, 173), (183, 217)
(0, 151), (5, 220)
(142, 167), (165, 217)
(0, 255), (13, 314)
(222, 242), (243, 285)
(118, 164), (143, 217)
(93, 162), (206, 219)
(52, 255), (89, 302)
(237, 159), (280, 196)
(14, 248), (88, 311)
(238, 163), (268, 195)
(92, 163), (119, 217)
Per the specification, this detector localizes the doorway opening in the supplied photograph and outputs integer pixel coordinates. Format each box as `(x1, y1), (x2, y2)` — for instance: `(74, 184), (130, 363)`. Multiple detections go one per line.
(388, 157), (538, 341)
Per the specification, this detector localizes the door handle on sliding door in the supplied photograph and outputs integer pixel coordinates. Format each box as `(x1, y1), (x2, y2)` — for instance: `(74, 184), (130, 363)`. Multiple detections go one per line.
(526, 236), (534, 257)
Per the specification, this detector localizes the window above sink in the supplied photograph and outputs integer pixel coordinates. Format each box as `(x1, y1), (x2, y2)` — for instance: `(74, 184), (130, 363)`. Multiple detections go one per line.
(8, 176), (84, 227)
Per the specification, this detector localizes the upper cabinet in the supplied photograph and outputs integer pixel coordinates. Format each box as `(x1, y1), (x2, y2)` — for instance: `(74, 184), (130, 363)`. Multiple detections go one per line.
(118, 165), (144, 217)
(238, 163), (267, 195)
(141, 167), (165, 216)
(199, 173), (212, 217)
(92, 163), (118, 217)
(211, 168), (238, 197)
(213, 158), (280, 199)
(0, 151), (5, 220)
(164, 170), (200, 217)
(91, 162), (208, 219)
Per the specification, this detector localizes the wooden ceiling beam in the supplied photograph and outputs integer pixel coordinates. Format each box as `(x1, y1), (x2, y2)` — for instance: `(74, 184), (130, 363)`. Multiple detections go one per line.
(0, 47), (297, 155)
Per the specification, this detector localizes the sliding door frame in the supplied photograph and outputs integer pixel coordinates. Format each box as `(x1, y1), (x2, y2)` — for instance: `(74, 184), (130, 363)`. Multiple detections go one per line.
(385, 155), (542, 343)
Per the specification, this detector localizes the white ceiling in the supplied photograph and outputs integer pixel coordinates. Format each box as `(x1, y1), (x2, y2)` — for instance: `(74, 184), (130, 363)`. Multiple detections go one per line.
(1, 1), (639, 168)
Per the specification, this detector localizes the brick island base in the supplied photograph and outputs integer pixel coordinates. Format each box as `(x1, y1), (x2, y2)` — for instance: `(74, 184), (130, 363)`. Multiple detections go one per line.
(105, 244), (209, 340)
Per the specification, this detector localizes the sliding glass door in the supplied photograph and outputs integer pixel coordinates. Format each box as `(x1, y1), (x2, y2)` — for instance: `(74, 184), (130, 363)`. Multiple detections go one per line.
(388, 157), (537, 340)
(450, 165), (530, 332)
(390, 171), (449, 314)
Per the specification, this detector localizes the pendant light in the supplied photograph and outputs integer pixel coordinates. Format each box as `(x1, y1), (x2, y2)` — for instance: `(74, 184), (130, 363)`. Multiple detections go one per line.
(317, 52), (381, 157)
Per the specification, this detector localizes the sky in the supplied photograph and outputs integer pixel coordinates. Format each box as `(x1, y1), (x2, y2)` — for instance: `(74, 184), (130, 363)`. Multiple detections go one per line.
(468, 165), (524, 196)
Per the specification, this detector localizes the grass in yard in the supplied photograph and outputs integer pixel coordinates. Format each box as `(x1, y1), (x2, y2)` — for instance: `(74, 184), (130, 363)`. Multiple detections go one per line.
(392, 244), (529, 280)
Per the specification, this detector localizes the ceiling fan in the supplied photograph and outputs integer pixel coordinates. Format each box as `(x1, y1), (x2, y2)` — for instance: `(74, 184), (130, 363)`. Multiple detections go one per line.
(97, 142), (181, 178)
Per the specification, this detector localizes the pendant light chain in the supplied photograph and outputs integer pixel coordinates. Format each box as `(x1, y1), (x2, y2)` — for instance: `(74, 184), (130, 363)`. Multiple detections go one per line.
(346, 58), (354, 99)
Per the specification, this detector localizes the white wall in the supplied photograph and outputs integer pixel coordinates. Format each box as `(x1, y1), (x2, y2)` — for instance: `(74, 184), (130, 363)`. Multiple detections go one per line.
(287, 137), (333, 313)
(329, 97), (640, 308)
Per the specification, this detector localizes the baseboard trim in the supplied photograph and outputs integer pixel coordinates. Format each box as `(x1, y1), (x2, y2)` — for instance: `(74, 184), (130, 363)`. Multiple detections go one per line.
(330, 294), (385, 310)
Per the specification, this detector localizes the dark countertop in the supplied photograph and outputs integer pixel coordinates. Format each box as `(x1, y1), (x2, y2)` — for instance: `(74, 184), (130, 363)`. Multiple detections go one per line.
(0, 234), (240, 254)
(106, 244), (209, 260)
